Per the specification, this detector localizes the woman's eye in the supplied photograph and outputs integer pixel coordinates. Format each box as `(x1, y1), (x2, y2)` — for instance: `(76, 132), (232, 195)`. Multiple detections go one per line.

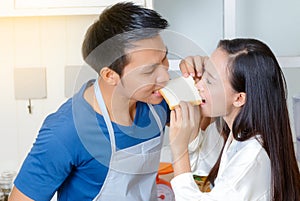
(206, 78), (212, 84)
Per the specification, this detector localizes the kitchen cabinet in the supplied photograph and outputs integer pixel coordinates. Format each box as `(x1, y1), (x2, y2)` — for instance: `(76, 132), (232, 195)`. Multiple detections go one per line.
(153, 0), (223, 57)
(0, 0), (150, 17)
(15, 0), (144, 9)
(153, 0), (300, 66)
(222, 0), (300, 68)
(236, 0), (300, 58)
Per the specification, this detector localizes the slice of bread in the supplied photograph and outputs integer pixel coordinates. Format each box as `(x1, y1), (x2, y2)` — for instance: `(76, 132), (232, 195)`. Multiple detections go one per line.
(159, 76), (202, 110)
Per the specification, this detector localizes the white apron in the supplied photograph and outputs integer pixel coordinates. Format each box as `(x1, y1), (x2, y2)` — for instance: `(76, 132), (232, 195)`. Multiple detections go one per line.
(93, 80), (164, 201)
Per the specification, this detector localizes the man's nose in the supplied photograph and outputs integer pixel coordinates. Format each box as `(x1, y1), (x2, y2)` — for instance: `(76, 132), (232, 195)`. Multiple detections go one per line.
(156, 66), (170, 85)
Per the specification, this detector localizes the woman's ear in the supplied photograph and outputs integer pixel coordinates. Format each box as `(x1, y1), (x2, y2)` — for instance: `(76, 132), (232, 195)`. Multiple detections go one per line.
(233, 92), (246, 108)
(99, 67), (120, 85)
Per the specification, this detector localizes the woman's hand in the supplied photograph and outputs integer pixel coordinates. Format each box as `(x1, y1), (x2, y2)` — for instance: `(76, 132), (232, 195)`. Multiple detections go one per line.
(179, 55), (208, 82)
(169, 102), (201, 162)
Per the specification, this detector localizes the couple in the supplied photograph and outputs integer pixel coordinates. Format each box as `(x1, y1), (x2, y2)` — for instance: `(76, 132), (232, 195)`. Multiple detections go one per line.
(9, 2), (300, 201)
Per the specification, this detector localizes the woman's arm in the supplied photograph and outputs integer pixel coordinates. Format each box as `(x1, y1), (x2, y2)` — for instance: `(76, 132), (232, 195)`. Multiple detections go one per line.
(169, 101), (200, 176)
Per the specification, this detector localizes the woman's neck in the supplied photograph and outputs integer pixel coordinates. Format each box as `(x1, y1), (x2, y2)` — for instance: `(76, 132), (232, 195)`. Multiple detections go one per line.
(224, 108), (241, 131)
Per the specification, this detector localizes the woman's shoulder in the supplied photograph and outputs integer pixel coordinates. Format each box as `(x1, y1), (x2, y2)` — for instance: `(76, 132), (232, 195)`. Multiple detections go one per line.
(214, 137), (271, 200)
(230, 136), (270, 166)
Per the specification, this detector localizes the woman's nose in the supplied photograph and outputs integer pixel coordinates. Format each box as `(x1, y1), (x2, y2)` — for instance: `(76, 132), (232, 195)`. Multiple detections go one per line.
(195, 79), (204, 92)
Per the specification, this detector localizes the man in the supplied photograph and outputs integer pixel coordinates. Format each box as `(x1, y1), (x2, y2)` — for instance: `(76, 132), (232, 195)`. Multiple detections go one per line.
(9, 2), (170, 200)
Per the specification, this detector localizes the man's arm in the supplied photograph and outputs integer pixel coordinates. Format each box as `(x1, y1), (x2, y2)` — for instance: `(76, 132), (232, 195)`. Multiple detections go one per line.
(9, 186), (33, 201)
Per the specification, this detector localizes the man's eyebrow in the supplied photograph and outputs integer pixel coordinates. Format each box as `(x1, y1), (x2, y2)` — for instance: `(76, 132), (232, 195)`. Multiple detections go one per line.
(148, 47), (168, 68)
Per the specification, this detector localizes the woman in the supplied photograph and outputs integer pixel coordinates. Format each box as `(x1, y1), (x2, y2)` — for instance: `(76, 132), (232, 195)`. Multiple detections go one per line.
(169, 38), (300, 201)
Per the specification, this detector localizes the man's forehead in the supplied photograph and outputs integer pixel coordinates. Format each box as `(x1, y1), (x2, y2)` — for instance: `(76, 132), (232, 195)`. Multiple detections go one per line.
(126, 36), (167, 53)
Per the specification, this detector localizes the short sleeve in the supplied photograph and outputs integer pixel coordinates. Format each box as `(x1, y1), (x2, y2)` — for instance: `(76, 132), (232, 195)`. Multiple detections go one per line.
(14, 128), (73, 201)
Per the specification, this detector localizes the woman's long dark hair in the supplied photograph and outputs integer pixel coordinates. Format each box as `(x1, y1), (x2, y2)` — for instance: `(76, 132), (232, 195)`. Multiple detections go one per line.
(206, 38), (300, 201)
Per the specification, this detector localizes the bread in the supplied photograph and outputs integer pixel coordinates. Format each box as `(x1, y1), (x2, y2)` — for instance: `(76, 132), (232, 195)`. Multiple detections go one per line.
(159, 76), (202, 110)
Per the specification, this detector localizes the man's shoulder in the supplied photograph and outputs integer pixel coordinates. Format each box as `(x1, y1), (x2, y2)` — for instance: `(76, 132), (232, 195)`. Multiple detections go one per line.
(44, 98), (74, 126)
(39, 98), (78, 141)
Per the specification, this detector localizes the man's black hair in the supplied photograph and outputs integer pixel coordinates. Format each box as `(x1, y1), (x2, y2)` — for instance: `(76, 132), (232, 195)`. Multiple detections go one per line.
(82, 2), (169, 75)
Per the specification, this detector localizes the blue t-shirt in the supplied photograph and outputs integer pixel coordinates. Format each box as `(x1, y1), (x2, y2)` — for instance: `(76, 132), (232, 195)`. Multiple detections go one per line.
(14, 81), (170, 201)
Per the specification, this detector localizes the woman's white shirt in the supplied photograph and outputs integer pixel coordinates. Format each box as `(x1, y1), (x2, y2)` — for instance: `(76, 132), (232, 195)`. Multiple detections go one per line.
(171, 125), (271, 201)
(188, 122), (224, 176)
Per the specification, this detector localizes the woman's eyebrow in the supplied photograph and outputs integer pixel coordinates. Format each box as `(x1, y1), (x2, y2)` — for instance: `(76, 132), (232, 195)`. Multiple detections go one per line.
(204, 67), (217, 80)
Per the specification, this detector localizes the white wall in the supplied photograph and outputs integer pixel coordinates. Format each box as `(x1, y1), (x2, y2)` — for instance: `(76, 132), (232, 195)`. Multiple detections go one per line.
(0, 15), (98, 173)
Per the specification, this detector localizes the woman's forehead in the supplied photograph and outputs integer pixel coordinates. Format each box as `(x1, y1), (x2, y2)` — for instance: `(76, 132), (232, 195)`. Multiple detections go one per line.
(209, 48), (229, 73)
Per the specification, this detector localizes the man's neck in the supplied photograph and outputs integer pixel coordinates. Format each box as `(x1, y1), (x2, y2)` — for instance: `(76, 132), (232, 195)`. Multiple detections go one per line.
(84, 79), (136, 126)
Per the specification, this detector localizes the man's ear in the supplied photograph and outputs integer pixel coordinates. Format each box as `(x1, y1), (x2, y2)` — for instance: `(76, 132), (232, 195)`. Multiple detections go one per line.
(99, 67), (120, 85)
(233, 92), (246, 108)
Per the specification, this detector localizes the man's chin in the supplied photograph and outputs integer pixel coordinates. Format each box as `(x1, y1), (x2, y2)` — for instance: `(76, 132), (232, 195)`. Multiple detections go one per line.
(145, 97), (164, 105)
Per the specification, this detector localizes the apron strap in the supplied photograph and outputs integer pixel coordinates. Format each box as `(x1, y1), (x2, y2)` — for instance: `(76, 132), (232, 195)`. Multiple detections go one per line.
(94, 79), (164, 152)
(148, 104), (163, 136)
(94, 79), (116, 151)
